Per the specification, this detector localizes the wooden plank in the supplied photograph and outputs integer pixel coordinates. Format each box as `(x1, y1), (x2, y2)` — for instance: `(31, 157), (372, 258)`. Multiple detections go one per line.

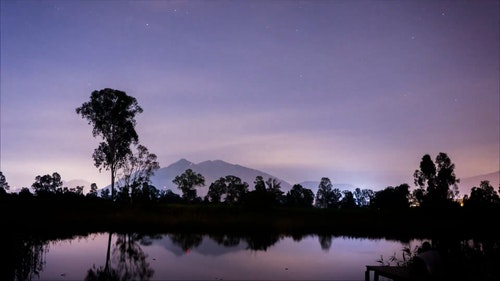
(365, 265), (410, 281)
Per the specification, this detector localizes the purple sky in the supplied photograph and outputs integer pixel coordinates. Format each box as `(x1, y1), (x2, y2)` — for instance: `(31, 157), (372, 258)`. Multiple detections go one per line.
(1, 0), (499, 191)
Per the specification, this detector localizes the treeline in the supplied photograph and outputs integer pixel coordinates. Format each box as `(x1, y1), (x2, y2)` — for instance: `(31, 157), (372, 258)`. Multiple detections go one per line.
(1, 154), (499, 211)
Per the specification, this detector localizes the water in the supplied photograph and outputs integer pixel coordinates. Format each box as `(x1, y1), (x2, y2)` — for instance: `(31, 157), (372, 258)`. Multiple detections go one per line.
(8, 232), (423, 281)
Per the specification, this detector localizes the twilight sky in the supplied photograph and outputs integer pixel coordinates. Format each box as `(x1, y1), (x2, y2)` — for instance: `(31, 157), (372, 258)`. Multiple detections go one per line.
(1, 0), (499, 191)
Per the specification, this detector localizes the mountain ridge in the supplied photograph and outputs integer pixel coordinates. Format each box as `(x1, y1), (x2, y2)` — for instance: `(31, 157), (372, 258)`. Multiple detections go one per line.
(91, 159), (499, 198)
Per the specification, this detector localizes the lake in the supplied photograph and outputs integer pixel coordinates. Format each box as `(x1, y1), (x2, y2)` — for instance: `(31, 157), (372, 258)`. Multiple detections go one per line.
(8, 232), (424, 281)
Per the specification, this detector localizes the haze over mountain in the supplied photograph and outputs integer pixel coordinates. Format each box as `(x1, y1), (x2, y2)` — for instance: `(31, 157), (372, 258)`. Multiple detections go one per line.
(457, 171), (499, 195)
(98, 159), (498, 199)
(149, 159), (293, 197)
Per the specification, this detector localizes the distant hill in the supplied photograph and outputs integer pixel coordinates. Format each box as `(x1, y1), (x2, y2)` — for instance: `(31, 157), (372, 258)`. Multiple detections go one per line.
(457, 171), (500, 196)
(104, 159), (293, 197)
(63, 179), (92, 194)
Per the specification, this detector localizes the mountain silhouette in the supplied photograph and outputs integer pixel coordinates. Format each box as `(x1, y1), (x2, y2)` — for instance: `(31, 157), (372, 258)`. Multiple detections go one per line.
(150, 159), (293, 197)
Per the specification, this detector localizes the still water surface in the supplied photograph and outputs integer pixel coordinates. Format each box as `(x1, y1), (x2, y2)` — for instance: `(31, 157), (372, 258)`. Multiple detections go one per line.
(28, 233), (421, 280)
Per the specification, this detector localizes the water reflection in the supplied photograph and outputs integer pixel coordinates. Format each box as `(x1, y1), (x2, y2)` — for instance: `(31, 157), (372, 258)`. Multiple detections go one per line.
(1, 234), (49, 281)
(318, 234), (333, 251)
(84, 233), (154, 281)
(3, 232), (499, 281)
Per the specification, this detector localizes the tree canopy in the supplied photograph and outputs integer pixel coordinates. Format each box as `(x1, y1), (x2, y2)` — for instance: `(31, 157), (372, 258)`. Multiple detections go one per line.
(413, 152), (459, 208)
(173, 169), (205, 202)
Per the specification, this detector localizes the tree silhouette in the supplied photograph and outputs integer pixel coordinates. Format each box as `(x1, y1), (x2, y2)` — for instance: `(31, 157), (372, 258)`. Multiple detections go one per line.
(413, 152), (459, 208)
(315, 177), (334, 208)
(173, 169), (205, 202)
(224, 175), (249, 204)
(0, 171), (10, 191)
(464, 180), (500, 208)
(76, 88), (143, 201)
(118, 144), (160, 203)
(285, 184), (314, 208)
(31, 172), (64, 196)
(206, 177), (227, 203)
(340, 190), (356, 209)
(371, 184), (410, 210)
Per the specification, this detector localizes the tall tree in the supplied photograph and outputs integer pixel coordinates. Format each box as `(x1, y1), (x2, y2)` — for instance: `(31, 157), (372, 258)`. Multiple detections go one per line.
(76, 88), (143, 200)
(413, 152), (459, 207)
(173, 169), (205, 202)
(315, 177), (334, 208)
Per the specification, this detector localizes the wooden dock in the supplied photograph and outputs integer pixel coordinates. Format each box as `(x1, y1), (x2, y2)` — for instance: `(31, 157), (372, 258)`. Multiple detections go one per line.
(365, 265), (410, 281)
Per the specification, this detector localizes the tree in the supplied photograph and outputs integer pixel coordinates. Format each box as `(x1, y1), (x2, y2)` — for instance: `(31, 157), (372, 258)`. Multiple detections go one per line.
(254, 176), (266, 192)
(285, 184), (314, 208)
(464, 180), (500, 208)
(225, 175), (248, 204)
(76, 88), (143, 201)
(354, 188), (374, 207)
(118, 144), (160, 202)
(242, 176), (281, 207)
(315, 177), (333, 208)
(87, 183), (99, 198)
(265, 177), (284, 205)
(413, 152), (459, 207)
(340, 190), (356, 208)
(173, 169), (205, 202)
(206, 177), (227, 203)
(0, 171), (10, 191)
(371, 184), (410, 210)
(32, 172), (64, 196)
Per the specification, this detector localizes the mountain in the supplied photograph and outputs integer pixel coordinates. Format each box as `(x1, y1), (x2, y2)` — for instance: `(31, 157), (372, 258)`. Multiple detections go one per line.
(457, 171), (500, 196)
(63, 179), (92, 194)
(136, 159), (293, 197)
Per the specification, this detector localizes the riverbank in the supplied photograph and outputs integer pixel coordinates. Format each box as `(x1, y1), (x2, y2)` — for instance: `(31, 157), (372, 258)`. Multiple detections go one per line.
(2, 200), (498, 239)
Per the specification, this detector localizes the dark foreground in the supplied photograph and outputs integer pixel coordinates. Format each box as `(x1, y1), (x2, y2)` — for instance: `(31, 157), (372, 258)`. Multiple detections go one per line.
(1, 200), (499, 281)
(2, 198), (499, 239)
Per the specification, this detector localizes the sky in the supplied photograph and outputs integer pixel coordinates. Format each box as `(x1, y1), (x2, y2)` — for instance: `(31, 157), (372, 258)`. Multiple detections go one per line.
(1, 0), (499, 191)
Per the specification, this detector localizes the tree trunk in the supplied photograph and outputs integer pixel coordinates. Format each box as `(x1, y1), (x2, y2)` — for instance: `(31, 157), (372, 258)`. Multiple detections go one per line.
(104, 232), (112, 276)
(111, 167), (115, 201)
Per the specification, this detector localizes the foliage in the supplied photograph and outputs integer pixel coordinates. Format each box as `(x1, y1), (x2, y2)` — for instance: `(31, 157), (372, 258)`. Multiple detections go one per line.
(285, 184), (314, 208)
(117, 144), (160, 203)
(242, 176), (284, 208)
(376, 243), (419, 267)
(0, 171), (10, 191)
(31, 172), (64, 196)
(76, 88), (143, 200)
(340, 190), (356, 208)
(464, 180), (500, 208)
(173, 169), (205, 202)
(315, 177), (334, 208)
(371, 184), (410, 210)
(413, 152), (460, 208)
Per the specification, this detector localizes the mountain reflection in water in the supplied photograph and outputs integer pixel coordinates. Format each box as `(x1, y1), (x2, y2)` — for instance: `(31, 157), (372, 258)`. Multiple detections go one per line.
(1, 232), (499, 281)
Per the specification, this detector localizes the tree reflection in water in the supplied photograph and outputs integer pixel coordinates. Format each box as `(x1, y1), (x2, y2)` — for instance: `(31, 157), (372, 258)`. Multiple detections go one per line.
(85, 233), (154, 281)
(208, 234), (241, 247)
(1, 235), (49, 281)
(243, 233), (282, 251)
(318, 234), (333, 251)
(169, 233), (203, 252)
